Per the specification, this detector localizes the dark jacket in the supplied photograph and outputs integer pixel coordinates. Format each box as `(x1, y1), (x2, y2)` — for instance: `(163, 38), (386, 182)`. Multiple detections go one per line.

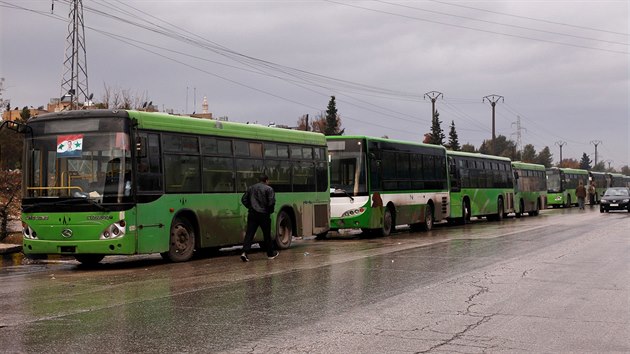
(242, 182), (276, 214)
(576, 184), (587, 198)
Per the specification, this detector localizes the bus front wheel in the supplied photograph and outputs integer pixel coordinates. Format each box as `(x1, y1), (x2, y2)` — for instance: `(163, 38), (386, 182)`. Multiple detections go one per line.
(275, 210), (293, 250)
(161, 217), (195, 262)
(380, 207), (394, 236)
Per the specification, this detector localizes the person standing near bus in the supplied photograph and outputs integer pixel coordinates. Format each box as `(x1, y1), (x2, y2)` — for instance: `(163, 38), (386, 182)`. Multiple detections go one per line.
(588, 181), (597, 207)
(576, 181), (587, 210)
(240, 174), (279, 262)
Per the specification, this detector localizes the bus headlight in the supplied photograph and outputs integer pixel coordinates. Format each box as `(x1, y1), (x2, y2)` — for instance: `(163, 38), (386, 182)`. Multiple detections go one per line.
(342, 207), (366, 218)
(554, 196), (562, 201)
(22, 222), (37, 240)
(100, 220), (126, 240)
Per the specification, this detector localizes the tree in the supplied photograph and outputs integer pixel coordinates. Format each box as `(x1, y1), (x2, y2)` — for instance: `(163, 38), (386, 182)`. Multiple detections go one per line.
(536, 146), (553, 167)
(20, 106), (31, 121)
(561, 158), (579, 169)
(427, 110), (445, 145)
(0, 122), (24, 170)
(100, 83), (151, 110)
(621, 165), (630, 175)
(0, 169), (21, 241)
(461, 143), (476, 153)
(579, 153), (592, 170)
(445, 120), (460, 151)
(323, 96), (344, 136)
(521, 144), (537, 163)
(479, 135), (517, 159)
(592, 161), (606, 172)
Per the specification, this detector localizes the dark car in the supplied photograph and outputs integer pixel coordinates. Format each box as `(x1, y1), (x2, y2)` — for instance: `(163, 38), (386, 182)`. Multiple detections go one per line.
(599, 187), (630, 213)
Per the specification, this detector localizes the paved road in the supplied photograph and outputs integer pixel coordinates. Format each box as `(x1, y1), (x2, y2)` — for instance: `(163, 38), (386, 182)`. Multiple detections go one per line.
(0, 207), (628, 353)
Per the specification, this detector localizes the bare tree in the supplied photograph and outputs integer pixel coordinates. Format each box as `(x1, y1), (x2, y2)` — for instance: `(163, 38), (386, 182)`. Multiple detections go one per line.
(0, 169), (21, 241)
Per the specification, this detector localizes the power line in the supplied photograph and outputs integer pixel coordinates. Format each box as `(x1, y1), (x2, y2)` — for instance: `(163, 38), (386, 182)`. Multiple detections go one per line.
(374, 0), (629, 46)
(425, 0), (629, 37)
(323, 0), (629, 55)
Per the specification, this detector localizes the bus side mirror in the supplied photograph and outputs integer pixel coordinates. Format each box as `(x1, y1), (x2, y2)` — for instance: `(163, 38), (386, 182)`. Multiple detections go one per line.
(514, 171), (520, 179)
(136, 136), (147, 158)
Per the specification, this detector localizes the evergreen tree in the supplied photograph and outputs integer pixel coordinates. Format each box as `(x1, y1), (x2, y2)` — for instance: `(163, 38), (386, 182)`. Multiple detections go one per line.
(428, 110), (445, 145)
(579, 153), (592, 170)
(445, 120), (460, 151)
(536, 146), (553, 167)
(521, 144), (537, 163)
(323, 96), (344, 136)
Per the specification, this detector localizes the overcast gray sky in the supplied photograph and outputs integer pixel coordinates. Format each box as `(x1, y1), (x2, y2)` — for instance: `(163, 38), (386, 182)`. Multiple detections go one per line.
(1, 0), (628, 169)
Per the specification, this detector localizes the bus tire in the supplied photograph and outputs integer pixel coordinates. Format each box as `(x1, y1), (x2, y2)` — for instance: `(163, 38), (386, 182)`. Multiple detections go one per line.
(161, 217), (195, 262)
(275, 210), (293, 250)
(315, 231), (328, 240)
(462, 200), (471, 224)
(75, 254), (105, 265)
(515, 199), (524, 218)
(496, 198), (504, 222)
(529, 201), (540, 216)
(420, 205), (434, 232)
(380, 207), (394, 237)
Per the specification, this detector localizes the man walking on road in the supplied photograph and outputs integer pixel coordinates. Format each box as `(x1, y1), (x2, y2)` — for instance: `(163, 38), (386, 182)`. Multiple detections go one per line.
(576, 180), (587, 210)
(240, 174), (278, 262)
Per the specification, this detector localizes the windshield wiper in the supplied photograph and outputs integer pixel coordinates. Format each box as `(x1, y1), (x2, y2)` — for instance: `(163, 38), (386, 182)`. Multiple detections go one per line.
(332, 186), (354, 202)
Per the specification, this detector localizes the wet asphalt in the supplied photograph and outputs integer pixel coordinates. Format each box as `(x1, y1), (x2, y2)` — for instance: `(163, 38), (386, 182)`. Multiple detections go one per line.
(1, 206), (628, 353)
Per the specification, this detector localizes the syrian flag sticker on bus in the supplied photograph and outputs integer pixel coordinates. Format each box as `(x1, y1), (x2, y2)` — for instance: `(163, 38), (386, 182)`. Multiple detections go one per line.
(57, 134), (84, 157)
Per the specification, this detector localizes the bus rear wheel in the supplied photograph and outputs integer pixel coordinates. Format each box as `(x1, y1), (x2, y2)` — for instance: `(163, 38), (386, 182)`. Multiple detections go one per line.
(515, 199), (524, 218)
(275, 210), (293, 250)
(161, 217), (195, 262)
(75, 254), (105, 265)
(420, 205), (434, 232)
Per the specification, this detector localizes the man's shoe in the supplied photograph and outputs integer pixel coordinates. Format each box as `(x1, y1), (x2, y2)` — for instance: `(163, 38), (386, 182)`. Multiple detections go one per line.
(240, 253), (249, 262)
(268, 251), (279, 260)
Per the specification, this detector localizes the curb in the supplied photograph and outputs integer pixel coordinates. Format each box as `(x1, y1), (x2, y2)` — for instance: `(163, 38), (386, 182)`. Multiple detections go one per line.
(0, 243), (22, 254)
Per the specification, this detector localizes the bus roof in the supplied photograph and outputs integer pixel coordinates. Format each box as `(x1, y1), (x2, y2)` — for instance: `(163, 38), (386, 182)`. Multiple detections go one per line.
(511, 161), (546, 171)
(30, 109), (326, 146)
(326, 135), (447, 152)
(128, 110), (326, 145)
(446, 150), (512, 162)
(546, 167), (589, 175)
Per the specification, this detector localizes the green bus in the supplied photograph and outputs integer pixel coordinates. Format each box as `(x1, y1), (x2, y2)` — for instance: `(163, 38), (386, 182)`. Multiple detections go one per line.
(511, 161), (546, 217)
(588, 171), (607, 203)
(447, 151), (515, 223)
(608, 172), (630, 188)
(17, 110), (330, 264)
(326, 136), (449, 236)
(545, 167), (588, 207)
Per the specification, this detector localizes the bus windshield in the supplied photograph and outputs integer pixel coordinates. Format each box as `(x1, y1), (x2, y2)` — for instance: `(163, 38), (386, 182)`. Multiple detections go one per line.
(546, 170), (562, 193)
(327, 139), (367, 196)
(24, 128), (132, 204)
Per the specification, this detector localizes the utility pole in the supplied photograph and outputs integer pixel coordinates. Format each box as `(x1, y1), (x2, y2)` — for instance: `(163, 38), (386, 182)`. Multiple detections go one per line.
(483, 94), (504, 155)
(59, 0), (89, 110)
(604, 160), (613, 170)
(424, 91), (443, 122)
(590, 140), (602, 167)
(555, 141), (566, 167)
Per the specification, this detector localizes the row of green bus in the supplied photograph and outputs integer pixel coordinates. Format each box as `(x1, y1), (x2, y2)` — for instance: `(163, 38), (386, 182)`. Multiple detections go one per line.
(4, 110), (627, 264)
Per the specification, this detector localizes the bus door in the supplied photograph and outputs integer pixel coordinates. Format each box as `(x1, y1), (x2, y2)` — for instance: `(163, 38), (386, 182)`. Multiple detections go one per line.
(133, 132), (168, 253)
